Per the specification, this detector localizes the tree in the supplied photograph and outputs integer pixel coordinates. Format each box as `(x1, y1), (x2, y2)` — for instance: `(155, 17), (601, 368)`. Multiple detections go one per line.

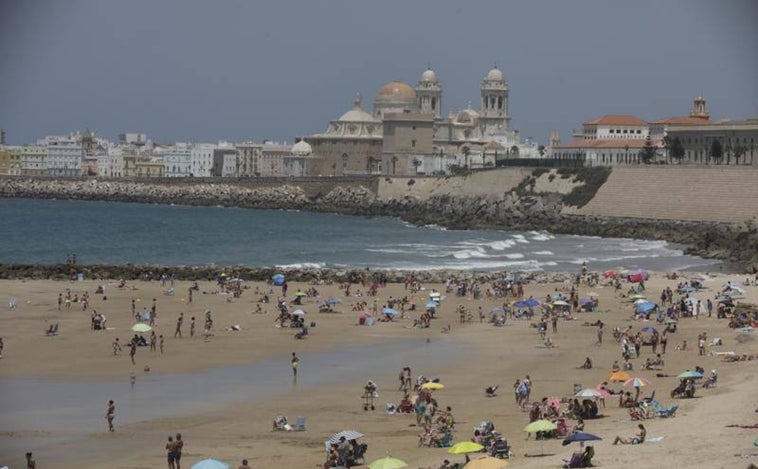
(732, 144), (747, 165)
(709, 139), (723, 164)
(669, 136), (685, 163)
(639, 135), (656, 164)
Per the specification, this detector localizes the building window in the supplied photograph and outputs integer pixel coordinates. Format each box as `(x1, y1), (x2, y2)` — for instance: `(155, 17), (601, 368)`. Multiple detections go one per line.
(411, 140), (416, 148)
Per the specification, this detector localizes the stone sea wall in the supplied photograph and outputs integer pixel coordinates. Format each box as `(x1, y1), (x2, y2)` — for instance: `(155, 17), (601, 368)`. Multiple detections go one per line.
(1, 171), (757, 273)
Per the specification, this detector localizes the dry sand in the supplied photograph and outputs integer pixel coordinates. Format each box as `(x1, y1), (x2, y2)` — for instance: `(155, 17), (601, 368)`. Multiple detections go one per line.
(0, 272), (757, 469)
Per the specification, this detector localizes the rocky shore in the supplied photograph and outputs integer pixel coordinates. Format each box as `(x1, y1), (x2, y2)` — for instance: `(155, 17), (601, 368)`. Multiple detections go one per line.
(1, 176), (757, 273)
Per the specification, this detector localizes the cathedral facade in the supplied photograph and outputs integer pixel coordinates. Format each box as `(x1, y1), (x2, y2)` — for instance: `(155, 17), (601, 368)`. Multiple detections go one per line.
(306, 67), (521, 176)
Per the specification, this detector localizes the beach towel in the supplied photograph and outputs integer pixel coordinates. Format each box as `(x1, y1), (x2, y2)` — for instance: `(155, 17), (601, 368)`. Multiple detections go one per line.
(646, 436), (664, 443)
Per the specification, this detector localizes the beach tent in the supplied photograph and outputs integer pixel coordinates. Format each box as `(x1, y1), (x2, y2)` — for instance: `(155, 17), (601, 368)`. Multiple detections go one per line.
(272, 274), (285, 286)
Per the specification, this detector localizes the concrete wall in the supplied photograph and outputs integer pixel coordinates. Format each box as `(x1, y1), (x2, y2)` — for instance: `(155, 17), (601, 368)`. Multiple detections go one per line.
(376, 168), (531, 201)
(564, 166), (758, 223)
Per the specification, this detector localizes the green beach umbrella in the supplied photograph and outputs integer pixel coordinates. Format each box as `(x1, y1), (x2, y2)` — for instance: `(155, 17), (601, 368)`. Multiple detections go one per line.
(367, 456), (408, 469)
(448, 441), (484, 454)
(677, 370), (703, 379)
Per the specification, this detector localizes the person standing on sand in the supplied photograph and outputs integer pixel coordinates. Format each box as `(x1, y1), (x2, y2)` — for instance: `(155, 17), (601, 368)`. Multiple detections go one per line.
(238, 459), (251, 469)
(166, 435), (176, 469)
(112, 337), (121, 355)
(190, 316), (196, 337)
(58, 293), (63, 310)
(661, 330), (668, 354)
(160, 335), (165, 354)
(291, 352), (300, 377)
(150, 330), (157, 352)
(106, 400), (115, 431)
(174, 433), (183, 469)
(129, 340), (136, 365)
(174, 313), (183, 338)
(25, 451), (36, 469)
(188, 287), (193, 304)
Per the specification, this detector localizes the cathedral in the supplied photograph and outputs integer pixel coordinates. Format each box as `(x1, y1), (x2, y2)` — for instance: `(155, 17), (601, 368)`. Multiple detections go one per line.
(305, 67), (524, 176)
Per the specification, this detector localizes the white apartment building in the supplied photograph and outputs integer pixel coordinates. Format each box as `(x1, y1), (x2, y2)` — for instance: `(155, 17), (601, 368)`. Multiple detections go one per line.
(43, 136), (83, 177)
(98, 146), (125, 178)
(20, 145), (47, 176)
(163, 144), (192, 177)
(191, 144), (215, 177)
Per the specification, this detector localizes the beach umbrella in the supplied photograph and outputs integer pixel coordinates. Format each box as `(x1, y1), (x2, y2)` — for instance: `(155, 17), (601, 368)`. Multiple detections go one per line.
(579, 297), (593, 306)
(429, 291), (441, 298)
(294, 291), (307, 297)
(515, 298), (540, 308)
(463, 455), (509, 469)
(640, 326), (658, 333)
(326, 296), (342, 305)
(382, 308), (400, 315)
(623, 377), (650, 388)
(607, 370), (632, 382)
(131, 323), (151, 333)
(677, 370), (703, 379)
(681, 286), (698, 293)
(592, 386), (612, 398)
(602, 270), (618, 278)
(367, 456), (408, 469)
(635, 302), (657, 314)
(328, 430), (364, 443)
(575, 388), (604, 398)
(271, 274), (285, 286)
(629, 294), (646, 300)
(425, 301), (440, 308)
(291, 309), (306, 316)
(562, 431), (602, 446)
(420, 382), (445, 390)
(523, 419), (557, 433)
(550, 292), (565, 300)
(448, 441), (484, 454)
(552, 300), (570, 306)
(633, 298), (648, 305)
(192, 459), (229, 469)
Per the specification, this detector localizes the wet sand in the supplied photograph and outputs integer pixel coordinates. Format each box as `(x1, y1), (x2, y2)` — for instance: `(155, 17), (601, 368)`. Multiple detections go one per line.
(0, 273), (757, 468)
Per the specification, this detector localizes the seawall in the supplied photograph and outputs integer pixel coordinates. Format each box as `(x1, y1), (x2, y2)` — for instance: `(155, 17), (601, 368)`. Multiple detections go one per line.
(1, 167), (757, 272)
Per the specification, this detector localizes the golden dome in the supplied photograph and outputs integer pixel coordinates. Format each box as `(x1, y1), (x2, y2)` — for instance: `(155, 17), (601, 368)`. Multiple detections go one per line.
(376, 81), (416, 100)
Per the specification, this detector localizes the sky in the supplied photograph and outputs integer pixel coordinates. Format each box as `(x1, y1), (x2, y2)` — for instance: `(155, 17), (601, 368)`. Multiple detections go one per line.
(0, 0), (756, 146)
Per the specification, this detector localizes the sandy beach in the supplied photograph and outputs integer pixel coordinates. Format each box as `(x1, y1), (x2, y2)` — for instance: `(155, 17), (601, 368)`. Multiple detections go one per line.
(1, 270), (757, 469)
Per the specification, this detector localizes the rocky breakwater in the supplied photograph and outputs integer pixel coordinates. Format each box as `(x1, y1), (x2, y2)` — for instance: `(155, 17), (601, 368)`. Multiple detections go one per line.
(0, 178), (310, 209)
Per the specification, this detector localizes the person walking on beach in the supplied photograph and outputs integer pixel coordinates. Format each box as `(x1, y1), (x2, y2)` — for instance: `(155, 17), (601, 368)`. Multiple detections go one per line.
(129, 340), (136, 365)
(174, 433), (183, 469)
(190, 316), (195, 337)
(112, 337), (121, 356)
(291, 352), (300, 377)
(166, 435), (176, 469)
(106, 400), (115, 431)
(160, 334), (165, 354)
(150, 330), (157, 352)
(58, 293), (63, 310)
(25, 451), (36, 469)
(596, 322), (604, 345)
(661, 330), (668, 354)
(174, 313), (183, 338)
(238, 459), (251, 469)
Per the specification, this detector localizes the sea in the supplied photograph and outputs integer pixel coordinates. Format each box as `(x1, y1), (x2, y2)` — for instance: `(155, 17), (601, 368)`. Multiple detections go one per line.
(0, 198), (719, 272)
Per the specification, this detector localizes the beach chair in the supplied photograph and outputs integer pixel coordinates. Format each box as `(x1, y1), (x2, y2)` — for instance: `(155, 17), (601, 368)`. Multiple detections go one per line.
(563, 452), (584, 468)
(163, 288), (174, 296)
(657, 404), (678, 418)
(490, 438), (511, 459)
(293, 416), (306, 431)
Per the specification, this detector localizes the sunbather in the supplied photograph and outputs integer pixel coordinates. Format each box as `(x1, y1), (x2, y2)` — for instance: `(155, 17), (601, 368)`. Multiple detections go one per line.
(613, 423), (646, 445)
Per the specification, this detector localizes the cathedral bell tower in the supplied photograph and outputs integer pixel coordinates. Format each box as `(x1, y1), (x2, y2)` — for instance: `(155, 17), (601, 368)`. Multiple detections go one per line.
(479, 66), (510, 134)
(416, 68), (443, 121)
(689, 96), (709, 120)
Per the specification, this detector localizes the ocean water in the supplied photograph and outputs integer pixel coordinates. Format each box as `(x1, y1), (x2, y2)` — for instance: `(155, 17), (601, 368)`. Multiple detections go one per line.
(0, 198), (718, 272)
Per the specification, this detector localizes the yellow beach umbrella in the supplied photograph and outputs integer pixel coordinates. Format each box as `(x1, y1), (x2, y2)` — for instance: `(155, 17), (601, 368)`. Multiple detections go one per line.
(448, 441), (484, 454)
(523, 419), (557, 433)
(367, 456), (407, 469)
(421, 382), (445, 390)
(463, 455), (508, 469)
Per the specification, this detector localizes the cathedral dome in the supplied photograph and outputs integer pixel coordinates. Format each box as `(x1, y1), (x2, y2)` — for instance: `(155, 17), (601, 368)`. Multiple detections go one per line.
(291, 140), (312, 156)
(455, 109), (479, 124)
(420, 68), (438, 84)
(339, 107), (375, 122)
(485, 67), (504, 82)
(376, 81), (416, 101)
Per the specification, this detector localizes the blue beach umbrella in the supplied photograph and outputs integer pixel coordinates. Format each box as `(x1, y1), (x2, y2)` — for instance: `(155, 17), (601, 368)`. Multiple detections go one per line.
(382, 308), (400, 315)
(327, 296), (342, 305)
(681, 286), (698, 293)
(192, 459), (229, 469)
(635, 302), (657, 314)
(515, 298), (540, 308)
(640, 326), (658, 333)
(425, 301), (439, 308)
(272, 274), (285, 286)
(562, 431), (602, 446)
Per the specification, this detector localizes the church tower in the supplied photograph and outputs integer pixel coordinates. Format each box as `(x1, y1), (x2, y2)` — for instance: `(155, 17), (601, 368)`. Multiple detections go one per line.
(689, 96), (709, 120)
(416, 68), (442, 121)
(479, 66), (510, 134)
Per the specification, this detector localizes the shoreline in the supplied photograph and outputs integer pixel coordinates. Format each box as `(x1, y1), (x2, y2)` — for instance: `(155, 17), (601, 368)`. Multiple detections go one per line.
(1, 175), (757, 272)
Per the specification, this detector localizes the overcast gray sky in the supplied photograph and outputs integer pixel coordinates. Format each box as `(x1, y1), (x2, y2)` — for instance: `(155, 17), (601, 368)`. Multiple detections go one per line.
(1, 0), (756, 145)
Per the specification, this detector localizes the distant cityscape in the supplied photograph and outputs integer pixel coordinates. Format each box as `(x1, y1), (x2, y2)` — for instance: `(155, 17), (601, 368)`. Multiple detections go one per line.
(1, 67), (757, 178)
